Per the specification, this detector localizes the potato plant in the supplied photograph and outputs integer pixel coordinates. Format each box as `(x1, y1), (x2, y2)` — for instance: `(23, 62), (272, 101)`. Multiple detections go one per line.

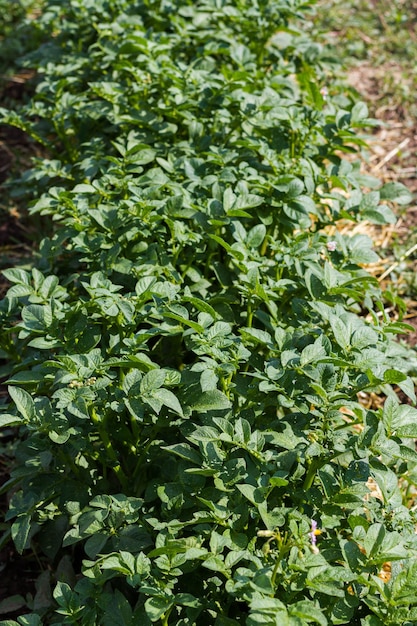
(1, 1), (417, 624)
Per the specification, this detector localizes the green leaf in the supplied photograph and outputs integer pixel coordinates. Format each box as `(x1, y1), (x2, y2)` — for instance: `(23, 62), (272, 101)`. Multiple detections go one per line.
(144, 597), (174, 622)
(208, 235), (245, 261)
(223, 188), (237, 212)
(330, 596), (357, 625)
(360, 522), (408, 562)
(390, 561), (417, 603)
(397, 377), (416, 403)
(11, 515), (32, 554)
(234, 418), (251, 444)
(237, 483), (264, 505)
(102, 589), (134, 626)
(246, 224), (266, 248)
(2, 268), (30, 285)
(383, 369), (407, 384)
(380, 182), (412, 205)
(190, 390), (231, 412)
(181, 296), (218, 319)
(300, 338), (327, 366)
(248, 598), (288, 624)
(240, 327), (272, 345)
(8, 386), (35, 423)
(361, 204), (397, 224)
(383, 397), (417, 435)
(305, 269), (326, 299)
(329, 316), (350, 351)
(398, 444), (417, 463)
(200, 368), (218, 392)
(395, 423), (417, 438)
(201, 555), (229, 573)
(140, 369), (167, 393)
(289, 601), (327, 626)
(0, 414), (24, 427)
(21, 618), (43, 626)
(163, 443), (202, 464)
(152, 388), (184, 416)
(306, 569), (346, 597)
(174, 593), (200, 608)
(234, 192), (264, 211)
(350, 101), (369, 123)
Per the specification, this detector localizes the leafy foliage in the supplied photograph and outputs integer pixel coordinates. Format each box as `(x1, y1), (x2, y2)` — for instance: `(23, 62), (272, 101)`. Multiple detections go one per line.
(1, 0), (417, 624)
(0, 0), (43, 79)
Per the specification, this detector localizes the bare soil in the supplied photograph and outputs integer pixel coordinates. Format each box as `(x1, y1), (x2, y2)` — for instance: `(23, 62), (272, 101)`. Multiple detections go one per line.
(346, 61), (417, 346)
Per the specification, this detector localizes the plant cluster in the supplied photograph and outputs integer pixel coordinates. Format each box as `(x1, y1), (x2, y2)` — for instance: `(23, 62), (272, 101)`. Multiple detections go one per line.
(1, 0), (417, 624)
(0, 0), (43, 80)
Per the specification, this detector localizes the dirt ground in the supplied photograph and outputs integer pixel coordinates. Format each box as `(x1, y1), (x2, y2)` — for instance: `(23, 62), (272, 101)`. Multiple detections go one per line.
(346, 61), (417, 345)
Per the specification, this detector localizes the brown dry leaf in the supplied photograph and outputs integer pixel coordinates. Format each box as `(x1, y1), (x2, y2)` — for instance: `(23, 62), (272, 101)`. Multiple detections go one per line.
(378, 562), (392, 584)
(365, 477), (384, 501)
(358, 391), (385, 411)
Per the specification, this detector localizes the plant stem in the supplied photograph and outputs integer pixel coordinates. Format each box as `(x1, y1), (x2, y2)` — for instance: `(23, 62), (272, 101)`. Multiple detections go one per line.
(303, 460), (319, 492)
(161, 606), (173, 626)
(90, 407), (129, 491)
(247, 297), (253, 328)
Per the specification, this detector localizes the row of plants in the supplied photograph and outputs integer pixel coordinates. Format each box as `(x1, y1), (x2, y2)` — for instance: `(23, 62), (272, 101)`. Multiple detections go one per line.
(1, 0), (417, 624)
(0, 0), (43, 84)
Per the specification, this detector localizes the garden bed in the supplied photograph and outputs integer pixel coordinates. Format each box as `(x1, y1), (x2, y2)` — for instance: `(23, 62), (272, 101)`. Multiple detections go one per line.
(1, 1), (417, 624)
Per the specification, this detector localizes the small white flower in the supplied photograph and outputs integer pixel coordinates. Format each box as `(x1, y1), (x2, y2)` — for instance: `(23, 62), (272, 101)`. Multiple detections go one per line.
(326, 241), (337, 252)
(320, 86), (328, 100)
